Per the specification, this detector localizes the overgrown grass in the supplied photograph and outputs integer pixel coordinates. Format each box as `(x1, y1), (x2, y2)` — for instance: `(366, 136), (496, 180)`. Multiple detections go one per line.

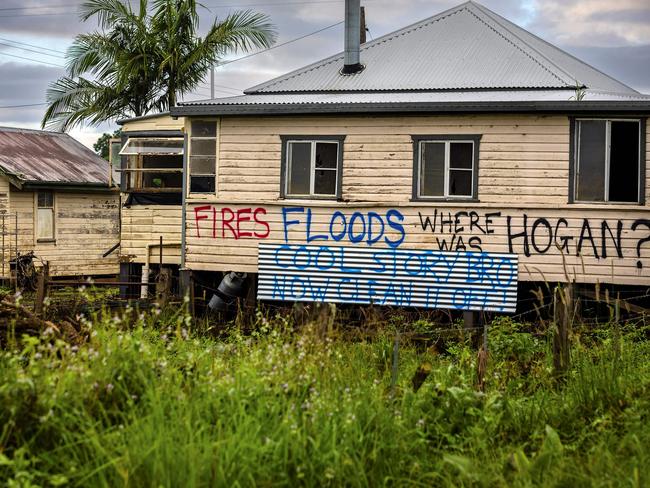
(1, 305), (649, 487)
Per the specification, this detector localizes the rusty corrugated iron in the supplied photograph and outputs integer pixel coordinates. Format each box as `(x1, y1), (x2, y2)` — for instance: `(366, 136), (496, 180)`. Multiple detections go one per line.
(0, 126), (111, 186)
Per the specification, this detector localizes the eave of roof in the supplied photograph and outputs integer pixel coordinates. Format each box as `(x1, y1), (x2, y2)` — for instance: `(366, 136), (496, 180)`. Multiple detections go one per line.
(173, 89), (650, 116)
(173, 100), (650, 116)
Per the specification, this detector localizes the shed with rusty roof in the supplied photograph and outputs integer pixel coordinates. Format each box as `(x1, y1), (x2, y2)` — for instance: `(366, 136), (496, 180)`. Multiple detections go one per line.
(0, 127), (120, 279)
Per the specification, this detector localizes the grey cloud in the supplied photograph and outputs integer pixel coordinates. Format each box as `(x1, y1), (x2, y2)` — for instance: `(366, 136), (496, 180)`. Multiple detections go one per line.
(0, 62), (64, 104)
(588, 9), (650, 24)
(0, 1), (88, 38)
(562, 44), (650, 94)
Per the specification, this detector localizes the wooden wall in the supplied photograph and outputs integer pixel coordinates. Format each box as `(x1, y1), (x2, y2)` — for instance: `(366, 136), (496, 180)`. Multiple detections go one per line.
(2, 186), (120, 277)
(120, 201), (183, 265)
(118, 115), (185, 266)
(182, 114), (650, 286)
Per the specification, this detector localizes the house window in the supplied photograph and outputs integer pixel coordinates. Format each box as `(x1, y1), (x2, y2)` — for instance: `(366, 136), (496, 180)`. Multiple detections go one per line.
(412, 135), (480, 199)
(189, 120), (217, 193)
(281, 136), (344, 198)
(119, 137), (184, 192)
(37, 191), (54, 241)
(573, 119), (643, 203)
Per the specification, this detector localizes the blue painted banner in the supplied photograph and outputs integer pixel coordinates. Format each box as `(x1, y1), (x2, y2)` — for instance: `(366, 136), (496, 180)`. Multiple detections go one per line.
(257, 244), (518, 312)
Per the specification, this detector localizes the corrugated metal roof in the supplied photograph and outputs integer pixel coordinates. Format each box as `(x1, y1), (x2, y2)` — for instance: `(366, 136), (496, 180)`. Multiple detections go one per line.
(244, 1), (638, 95)
(180, 89), (650, 107)
(0, 127), (112, 187)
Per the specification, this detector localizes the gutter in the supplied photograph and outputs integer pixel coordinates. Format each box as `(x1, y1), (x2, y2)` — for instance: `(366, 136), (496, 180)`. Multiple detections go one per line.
(171, 100), (650, 117)
(21, 181), (118, 192)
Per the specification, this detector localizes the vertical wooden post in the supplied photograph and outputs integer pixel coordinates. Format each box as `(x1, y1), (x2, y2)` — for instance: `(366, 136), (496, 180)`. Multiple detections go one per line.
(14, 213), (18, 293)
(2, 213), (5, 281)
(553, 285), (572, 376)
(34, 262), (49, 316)
(390, 332), (400, 398)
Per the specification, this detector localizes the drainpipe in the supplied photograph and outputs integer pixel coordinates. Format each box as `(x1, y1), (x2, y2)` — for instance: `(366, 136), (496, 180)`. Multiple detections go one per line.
(342, 0), (364, 74)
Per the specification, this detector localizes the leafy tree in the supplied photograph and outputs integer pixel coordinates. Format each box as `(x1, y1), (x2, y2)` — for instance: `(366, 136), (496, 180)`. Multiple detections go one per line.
(93, 129), (122, 159)
(42, 0), (276, 131)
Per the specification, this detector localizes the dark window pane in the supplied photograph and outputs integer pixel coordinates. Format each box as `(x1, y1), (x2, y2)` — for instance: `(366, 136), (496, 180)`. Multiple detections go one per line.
(190, 176), (215, 193)
(288, 142), (311, 195)
(450, 142), (473, 169)
(190, 156), (216, 175)
(38, 191), (53, 208)
(609, 121), (639, 202)
(191, 121), (216, 138)
(420, 142), (445, 197)
(191, 138), (216, 156)
(576, 120), (606, 201)
(314, 169), (337, 195)
(143, 155), (183, 169)
(449, 170), (472, 196)
(315, 142), (338, 169)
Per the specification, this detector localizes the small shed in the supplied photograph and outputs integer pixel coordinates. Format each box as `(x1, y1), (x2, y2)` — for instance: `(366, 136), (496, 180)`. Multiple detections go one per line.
(0, 127), (120, 278)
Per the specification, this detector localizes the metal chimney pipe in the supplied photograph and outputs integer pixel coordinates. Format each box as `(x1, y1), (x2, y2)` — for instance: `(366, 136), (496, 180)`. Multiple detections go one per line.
(342, 0), (363, 74)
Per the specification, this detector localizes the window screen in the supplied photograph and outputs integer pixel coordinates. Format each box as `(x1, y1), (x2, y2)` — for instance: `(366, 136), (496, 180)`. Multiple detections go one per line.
(575, 119), (640, 203)
(418, 140), (475, 198)
(190, 121), (217, 193)
(284, 139), (341, 198)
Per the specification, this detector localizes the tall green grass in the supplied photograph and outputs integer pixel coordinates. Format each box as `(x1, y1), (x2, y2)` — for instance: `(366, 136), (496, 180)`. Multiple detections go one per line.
(1, 307), (649, 487)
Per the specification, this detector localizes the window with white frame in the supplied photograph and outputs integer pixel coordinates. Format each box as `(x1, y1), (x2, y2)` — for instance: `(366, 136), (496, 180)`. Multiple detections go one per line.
(119, 137), (184, 192)
(573, 119), (643, 203)
(189, 120), (217, 193)
(37, 191), (54, 241)
(281, 136), (344, 198)
(413, 136), (480, 199)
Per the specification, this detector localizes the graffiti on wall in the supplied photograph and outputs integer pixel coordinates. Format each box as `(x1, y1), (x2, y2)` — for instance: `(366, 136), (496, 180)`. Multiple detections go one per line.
(257, 243), (519, 312)
(192, 205), (650, 269)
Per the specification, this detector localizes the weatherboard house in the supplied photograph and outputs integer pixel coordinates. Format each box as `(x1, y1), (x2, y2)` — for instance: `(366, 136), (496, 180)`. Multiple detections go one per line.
(0, 127), (120, 279)
(119, 1), (650, 311)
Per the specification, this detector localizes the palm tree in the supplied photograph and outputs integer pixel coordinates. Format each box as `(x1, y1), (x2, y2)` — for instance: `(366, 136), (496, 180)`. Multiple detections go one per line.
(42, 0), (276, 131)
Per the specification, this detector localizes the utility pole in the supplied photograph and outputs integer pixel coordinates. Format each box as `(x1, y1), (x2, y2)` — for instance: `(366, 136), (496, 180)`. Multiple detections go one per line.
(360, 6), (367, 44)
(210, 67), (215, 99)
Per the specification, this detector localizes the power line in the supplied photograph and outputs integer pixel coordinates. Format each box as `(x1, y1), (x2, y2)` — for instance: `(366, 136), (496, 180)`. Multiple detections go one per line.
(0, 41), (65, 59)
(0, 3), (79, 11)
(0, 36), (66, 55)
(0, 0), (354, 14)
(218, 20), (343, 66)
(0, 51), (64, 68)
(0, 102), (48, 109)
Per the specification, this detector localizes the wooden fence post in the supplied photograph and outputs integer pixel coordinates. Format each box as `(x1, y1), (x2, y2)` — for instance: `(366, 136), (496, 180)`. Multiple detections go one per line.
(553, 285), (572, 376)
(34, 262), (49, 316)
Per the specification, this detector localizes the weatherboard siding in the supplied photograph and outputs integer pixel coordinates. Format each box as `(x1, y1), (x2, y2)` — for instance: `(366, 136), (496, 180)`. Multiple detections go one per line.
(122, 116), (185, 133)
(5, 189), (120, 277)
(120, 202), (182, 265)
(215, 114), (572, 204)
(182, 114), (650, 286)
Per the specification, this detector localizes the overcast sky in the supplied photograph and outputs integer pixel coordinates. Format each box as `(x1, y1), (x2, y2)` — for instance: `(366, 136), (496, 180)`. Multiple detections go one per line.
(0, 0), (649, 149)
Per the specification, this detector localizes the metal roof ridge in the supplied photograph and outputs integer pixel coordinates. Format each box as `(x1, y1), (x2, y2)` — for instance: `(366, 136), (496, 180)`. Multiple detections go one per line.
(464, 2), (574, 87)
(244, 1), (474, 94)
(0, 126), (66, 136)
(468, 1), (639, 94)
